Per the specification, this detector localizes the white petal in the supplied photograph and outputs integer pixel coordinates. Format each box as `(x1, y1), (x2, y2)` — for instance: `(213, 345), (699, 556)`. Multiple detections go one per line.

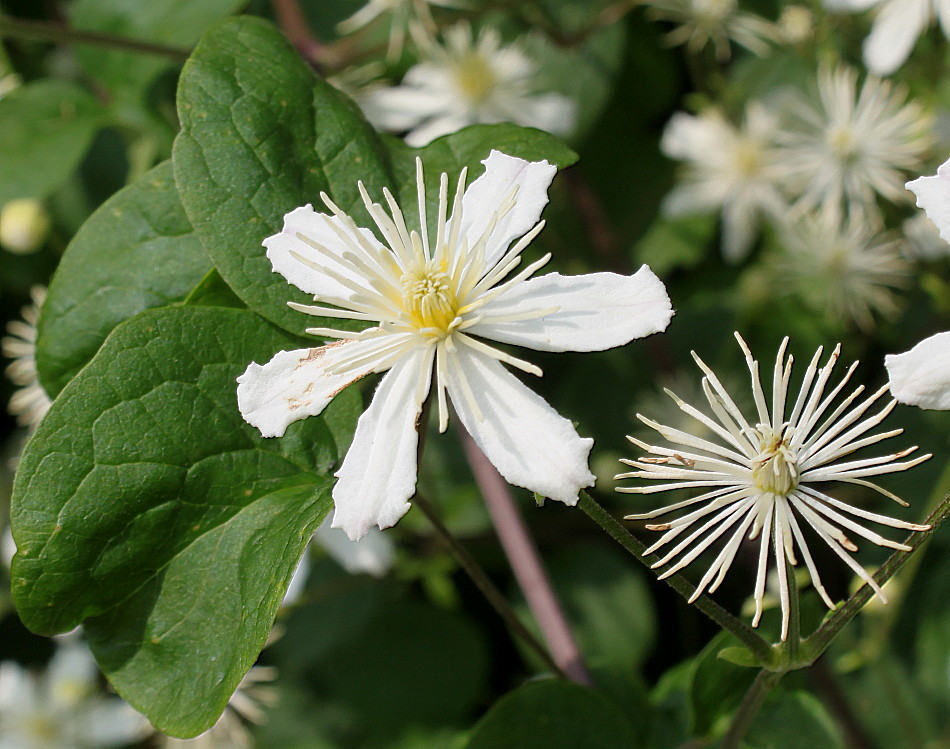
(445, 345), (595, 503)
(332, 346), (434, 540)
(456, 151), (557, 267)
(823, 0), (881, 11)
(469, 267), (673, 352)
(885, 330), (950, 409)
(907, 158), (950, 243)
(863, 0), (930, 75)
(263, 205), (384, 300)
(237, 339), (388, 438)
(314, 510), (396, 576)
(404, 112), (473, 148)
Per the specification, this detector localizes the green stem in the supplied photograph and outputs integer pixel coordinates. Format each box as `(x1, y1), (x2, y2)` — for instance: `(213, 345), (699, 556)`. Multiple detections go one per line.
(802, 492), (950, 661)
(577, 491), (775, 666)
(783, 562), (802, 665)
(721, 669), (783, 749)
(412, 493), (567, 680)
(0, 15), (190, 59)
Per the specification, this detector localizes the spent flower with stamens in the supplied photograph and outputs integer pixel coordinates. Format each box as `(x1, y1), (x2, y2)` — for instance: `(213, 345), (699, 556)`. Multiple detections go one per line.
(617, 333), (930, 640)
(774, 65), (932, 216)
(237, 151), (673, 540)
(644, 0), (779, 59)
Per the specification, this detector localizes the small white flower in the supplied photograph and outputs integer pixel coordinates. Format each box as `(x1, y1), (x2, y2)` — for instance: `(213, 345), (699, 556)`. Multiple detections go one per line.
(618, 333), (930, 640)
(361, 23), (576, 147)
(237, 151), (673, 540)
(886, 331), (950, 409)
(776, 5), (815, 44)
(660, 104), (787, 261)
(644, 0), (778, 59)
(774, 65), (932, 216)
(772, 207), (908, 330)
(336, 0), (463, 60)
(0, 640), (151, 749)
(161, 666), (277, 749)
(823, 0), (950, 76)
(2, 286), (52, 429)
(0, 199), (51, 255)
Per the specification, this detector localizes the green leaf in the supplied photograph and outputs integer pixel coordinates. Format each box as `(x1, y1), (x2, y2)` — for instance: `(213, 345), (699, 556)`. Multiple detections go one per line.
(746, 690), (844, 749)
(688, 631), (758, 736)
(0, 80), (106, 204)
(70, 0), (243, 107)
(466, 679), (640, 749)
(87, 479), (330, 737)
(173, 16), (393, 335)
(36, 161), (212, 397)
(11, 306), (354, 735)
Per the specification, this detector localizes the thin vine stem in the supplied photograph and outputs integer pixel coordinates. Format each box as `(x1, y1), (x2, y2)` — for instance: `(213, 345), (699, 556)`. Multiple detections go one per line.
(412, 493), (567, 680)
(802, 492), (950, 660)
(577, 491), (775, 666)
(721, 669), (783, 749)
(0, 15), (190, 59)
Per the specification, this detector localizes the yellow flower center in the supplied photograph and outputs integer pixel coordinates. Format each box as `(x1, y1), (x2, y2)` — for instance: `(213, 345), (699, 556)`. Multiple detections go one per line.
(828, 126), (859, 163)
(751, 428), (799, 496)
(402, 263), (460, 333)
(734, 140), (763, 176)
(453, 53), (497, 105)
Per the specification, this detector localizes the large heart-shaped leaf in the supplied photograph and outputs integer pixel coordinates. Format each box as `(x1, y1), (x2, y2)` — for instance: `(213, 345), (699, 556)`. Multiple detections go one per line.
(173, 16), (394, 335)
(11, 305), (358, 735)
(36, 161), (212, 397)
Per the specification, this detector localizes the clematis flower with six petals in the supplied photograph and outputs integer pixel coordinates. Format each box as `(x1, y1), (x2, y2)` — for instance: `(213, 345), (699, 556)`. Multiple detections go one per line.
(237, 151), (674, 540)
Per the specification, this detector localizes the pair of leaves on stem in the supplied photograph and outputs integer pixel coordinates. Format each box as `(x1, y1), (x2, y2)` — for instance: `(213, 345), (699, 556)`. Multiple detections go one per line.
(13, 15), (576, 737)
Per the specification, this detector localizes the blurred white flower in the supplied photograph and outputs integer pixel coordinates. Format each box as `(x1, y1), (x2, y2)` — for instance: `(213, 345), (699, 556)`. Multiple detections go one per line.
(2, 286), (52, 429)
(644, 0), (778, 59)
(823, 0), (950, 76)
(774, 208), (908, 330)
(237, 151), (672, 539)
(362, 23), (575, 147)
(774, 65), (931, 216)
(336, 0), (463, 60)
(0, 199), (50, 255)
(0, 640), (151, 749)
(660, 104), (787, 261)
(619, 333), (930, 640)
(161, 666), (277, 749)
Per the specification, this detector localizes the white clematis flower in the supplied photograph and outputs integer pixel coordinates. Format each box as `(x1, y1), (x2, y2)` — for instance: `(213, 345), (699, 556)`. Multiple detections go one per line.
(660, 104), (787, 262)
(361, 24), (576, 147)
(620, 333), (930, 640)
(237, 151), (673, 540)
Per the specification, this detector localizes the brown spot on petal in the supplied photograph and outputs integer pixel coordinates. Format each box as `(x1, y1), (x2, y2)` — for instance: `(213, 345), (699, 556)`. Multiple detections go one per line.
(645, 523), (672, 531)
